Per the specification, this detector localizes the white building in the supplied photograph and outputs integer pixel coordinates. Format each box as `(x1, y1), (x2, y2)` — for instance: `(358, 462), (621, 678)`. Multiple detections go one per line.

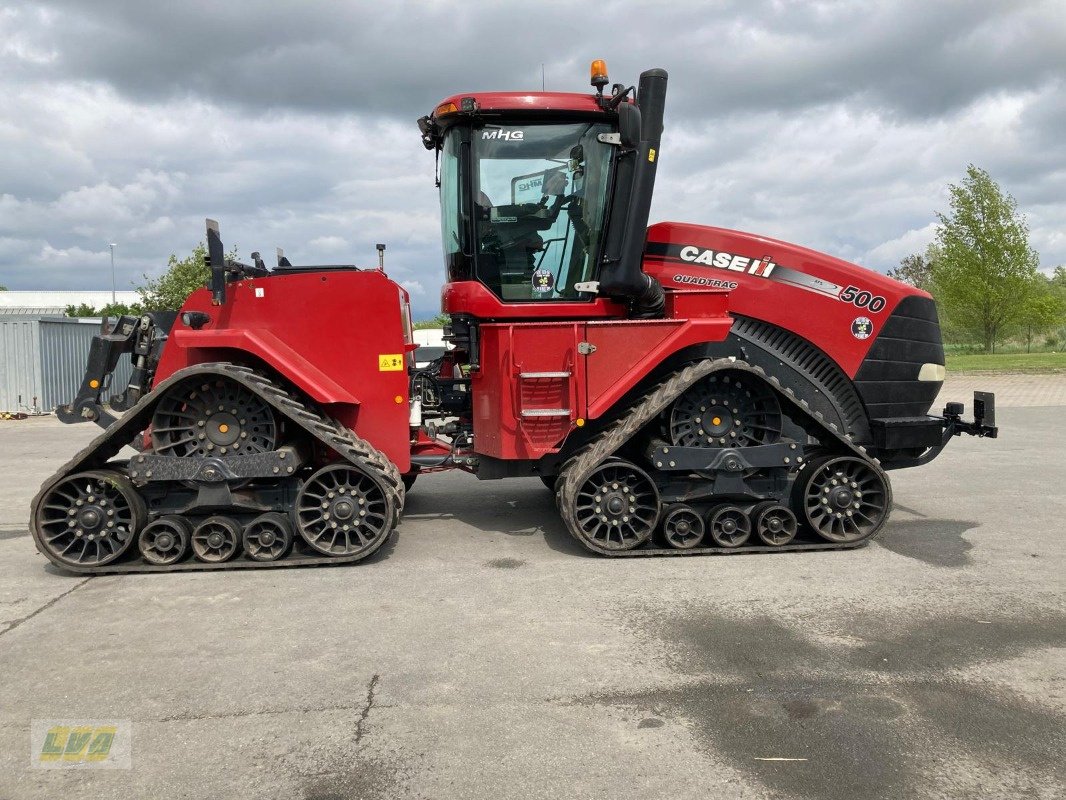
(0, 290), (140, 316)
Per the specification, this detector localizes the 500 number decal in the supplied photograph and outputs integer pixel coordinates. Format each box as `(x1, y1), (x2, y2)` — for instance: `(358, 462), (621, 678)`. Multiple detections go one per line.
(839, 285), (886, 313)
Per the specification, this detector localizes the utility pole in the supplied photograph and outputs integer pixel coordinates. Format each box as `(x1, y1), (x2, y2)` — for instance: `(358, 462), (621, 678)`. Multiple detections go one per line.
(109, 243), (117, 304)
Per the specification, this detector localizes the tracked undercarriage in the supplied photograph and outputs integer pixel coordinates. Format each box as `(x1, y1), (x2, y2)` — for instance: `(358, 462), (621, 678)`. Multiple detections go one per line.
(31, 363), (404, 574)
(554, 358), (892, 556)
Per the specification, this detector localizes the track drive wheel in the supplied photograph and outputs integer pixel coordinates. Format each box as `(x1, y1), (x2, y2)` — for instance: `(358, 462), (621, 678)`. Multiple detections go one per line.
(150, 376), (277, 457)
(706, 505), (751, 548)
(34, 470), (145, 568)
(668, 372), (782, 448)
(795, 455), (891, 543)
(243, 512), (294, 562)
(296, 463), (393, 557)
(752, 501), (798, 546)
(191, 516), (242, 562)
(660, 505), (705, 550)
(139, 515), (192, 565)
(569, 460), (660, 551)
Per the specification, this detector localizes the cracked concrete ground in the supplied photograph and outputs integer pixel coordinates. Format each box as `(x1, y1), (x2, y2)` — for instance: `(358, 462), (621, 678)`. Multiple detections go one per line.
(0, 376), (1063, 799)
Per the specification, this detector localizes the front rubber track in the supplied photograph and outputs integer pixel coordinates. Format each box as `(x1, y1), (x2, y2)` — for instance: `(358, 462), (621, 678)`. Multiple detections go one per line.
(556, 357), (891, 557)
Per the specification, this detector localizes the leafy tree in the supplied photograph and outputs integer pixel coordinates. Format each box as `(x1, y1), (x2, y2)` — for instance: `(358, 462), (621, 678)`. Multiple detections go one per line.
(931, 165), (1041, 353)
(65, 302), (141, 318)
(138, 242), (220, 311)
(0, 284), (7, 291)
(1051, 266), (1066, 289)
(413, 313), (450, 330)
(888, 245), (939, 290)
(1017, 276), (1065, 353)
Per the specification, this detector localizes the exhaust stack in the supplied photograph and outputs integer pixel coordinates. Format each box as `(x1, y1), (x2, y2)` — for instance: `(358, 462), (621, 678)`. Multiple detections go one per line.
(598, 68), (668, 317)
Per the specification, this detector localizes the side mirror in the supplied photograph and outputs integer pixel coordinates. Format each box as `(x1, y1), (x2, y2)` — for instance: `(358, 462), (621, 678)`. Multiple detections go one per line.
(617, 102), (642, 149)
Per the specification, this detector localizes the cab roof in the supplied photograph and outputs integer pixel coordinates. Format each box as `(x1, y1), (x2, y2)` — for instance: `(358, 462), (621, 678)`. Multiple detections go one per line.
(432, 91), (606, 118)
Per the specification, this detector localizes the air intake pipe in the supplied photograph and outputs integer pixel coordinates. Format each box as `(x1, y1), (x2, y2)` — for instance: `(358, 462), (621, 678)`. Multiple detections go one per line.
(598, 68), (667, 317)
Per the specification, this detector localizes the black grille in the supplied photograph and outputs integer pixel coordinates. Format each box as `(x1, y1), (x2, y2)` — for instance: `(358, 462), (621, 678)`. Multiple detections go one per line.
(854, 296), (944, 419)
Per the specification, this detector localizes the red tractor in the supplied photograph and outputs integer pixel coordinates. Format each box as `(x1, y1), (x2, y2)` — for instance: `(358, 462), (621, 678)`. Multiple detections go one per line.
(32, 62), (996, 573)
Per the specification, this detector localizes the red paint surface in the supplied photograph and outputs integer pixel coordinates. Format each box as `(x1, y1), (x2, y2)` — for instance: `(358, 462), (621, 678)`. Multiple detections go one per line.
(156, 270), (413, 472)
(644, 222), (929, 377)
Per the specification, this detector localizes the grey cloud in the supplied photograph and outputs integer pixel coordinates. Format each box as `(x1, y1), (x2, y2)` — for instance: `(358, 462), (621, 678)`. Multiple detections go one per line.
(1, 0), (1064, 318)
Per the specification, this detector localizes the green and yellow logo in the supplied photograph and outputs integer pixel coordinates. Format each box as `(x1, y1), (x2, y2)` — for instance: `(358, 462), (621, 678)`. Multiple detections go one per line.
(39, 724), (116, 763)
(31, 719), (131, 769)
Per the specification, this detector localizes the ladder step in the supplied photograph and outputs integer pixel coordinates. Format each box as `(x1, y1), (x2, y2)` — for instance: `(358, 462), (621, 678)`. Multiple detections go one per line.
(521, 409), (572, 418)
(519, 371), (571, 379)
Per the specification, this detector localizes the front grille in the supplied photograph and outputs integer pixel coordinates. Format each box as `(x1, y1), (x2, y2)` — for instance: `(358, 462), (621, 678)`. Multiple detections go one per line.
(854, 296), (944, 419)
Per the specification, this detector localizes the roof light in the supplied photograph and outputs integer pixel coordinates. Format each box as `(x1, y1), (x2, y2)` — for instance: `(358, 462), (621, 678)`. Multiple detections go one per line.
(590, 59), (609, 91)
(433, 102), (457, 117)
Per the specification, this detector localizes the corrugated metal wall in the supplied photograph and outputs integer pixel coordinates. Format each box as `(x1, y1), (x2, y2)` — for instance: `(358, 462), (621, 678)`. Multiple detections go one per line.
(0, 317), (133, 413)
(0, 318), (44, 413)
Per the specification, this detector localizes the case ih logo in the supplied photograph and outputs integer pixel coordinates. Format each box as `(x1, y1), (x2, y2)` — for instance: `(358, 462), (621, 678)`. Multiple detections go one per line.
(482, 129), (524, 140)
(678, 246), (776, 277)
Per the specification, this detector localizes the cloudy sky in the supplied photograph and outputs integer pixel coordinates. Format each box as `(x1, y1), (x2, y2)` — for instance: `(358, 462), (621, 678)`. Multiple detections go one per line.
(1, 0), (1063, 317)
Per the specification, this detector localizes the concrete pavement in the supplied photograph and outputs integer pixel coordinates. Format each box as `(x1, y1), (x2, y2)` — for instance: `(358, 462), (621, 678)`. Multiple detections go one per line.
(0, 377), (1063, 800)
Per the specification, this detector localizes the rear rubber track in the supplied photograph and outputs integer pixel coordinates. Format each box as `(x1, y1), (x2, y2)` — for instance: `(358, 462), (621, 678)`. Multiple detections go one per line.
(556, 357), (891, 557)
(30, 362), (404, 574)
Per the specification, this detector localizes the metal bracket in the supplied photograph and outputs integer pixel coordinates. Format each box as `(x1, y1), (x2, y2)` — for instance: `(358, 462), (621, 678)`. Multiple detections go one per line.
(645, 441), (804, 472)
(577, 342), (597, 355)
(127, 446), (304, 486)
(596, 132), (621, 146)
(574, 281), (599, 294)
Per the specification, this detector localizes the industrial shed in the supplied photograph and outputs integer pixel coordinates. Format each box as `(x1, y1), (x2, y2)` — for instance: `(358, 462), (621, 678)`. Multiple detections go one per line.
(0, 316), (132, 414)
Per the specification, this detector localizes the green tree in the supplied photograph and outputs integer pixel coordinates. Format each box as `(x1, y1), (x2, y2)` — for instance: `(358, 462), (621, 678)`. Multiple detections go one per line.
(413, 313), (450, 330)
(0, 284), (7, 291)
(931, 165), (1041, 353)
(1017, 276), (1066, 353)
(138, 243), (213, 311)
(888, 244), (940, 290)
(65, 301), (141, 318)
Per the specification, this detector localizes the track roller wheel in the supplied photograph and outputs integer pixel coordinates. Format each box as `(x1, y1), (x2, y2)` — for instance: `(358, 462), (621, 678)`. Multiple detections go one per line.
(751, 501), (798, 546)
(706, 505), (751, 548)
(243, 512), (294, 562)
(296, 463), (392, 557)
(139, 516), (192, 565)
(795, 455), (892, 543)
(660, 505), (705, 549)
(570, 460), (660, 551)
(191, 516), (242, 562)
(34, 470), (145, 568)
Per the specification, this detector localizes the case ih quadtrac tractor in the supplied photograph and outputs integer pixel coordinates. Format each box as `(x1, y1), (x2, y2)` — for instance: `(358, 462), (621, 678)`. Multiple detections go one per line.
(32, 62), (997, 573)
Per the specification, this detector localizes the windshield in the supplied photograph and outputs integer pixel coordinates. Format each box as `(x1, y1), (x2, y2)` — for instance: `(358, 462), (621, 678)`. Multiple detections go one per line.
(438, 122), (613, 301)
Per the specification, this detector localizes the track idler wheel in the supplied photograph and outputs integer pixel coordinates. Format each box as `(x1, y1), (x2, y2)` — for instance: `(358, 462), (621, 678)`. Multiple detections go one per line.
(139, 515), (192, 565)
(571, 459), (660, 551)
(191, 516), (242, 562)
(243, 512), (294, 562)
(34, 470), (145, 568)
(751, 502), (798, 546)
(795, 455), (892, 543)
(296, 463), (392, 557)
(660, 505), (705, 549)
(706, 505), (751, 548)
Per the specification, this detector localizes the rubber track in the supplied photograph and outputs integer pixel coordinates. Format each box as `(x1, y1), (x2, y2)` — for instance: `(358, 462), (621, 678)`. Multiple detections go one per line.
(30, 362), (405, 574)
(556, 357), (892, 557)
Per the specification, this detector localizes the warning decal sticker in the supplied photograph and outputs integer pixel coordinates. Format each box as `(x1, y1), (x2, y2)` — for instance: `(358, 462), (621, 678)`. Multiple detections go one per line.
(378, 354), (404, 371)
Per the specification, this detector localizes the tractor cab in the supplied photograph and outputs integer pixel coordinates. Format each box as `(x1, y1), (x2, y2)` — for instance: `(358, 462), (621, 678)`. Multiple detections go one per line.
(419, 62), (669, 319)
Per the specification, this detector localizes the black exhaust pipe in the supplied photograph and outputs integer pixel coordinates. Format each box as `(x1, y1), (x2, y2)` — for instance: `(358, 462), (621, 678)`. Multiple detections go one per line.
(598, 68), (667, 317)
